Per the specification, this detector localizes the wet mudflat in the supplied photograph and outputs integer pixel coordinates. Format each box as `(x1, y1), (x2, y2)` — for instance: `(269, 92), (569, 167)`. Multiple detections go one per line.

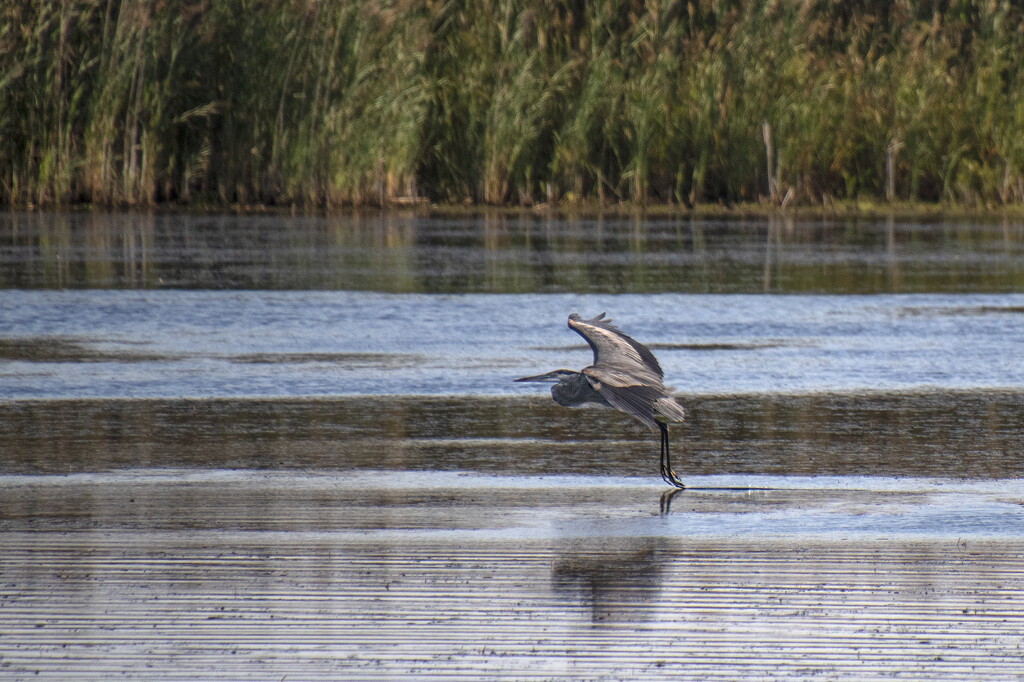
(3, 470), (1024, 680)
(3, 211), (1024, 678)
(3, 395), (1024, 679)
(8, 527), (1024, 680)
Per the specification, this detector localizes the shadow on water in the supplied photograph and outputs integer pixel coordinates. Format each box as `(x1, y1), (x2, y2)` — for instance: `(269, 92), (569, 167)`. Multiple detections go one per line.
(1, 391), (1022, 478)
(4, 211), (1024, 292)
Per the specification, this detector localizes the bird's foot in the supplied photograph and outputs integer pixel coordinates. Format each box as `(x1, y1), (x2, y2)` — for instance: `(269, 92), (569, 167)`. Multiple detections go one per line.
(661, 466), (685, 490)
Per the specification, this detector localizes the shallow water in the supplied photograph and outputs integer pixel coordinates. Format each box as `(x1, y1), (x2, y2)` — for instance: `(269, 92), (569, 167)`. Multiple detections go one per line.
(3, 391), (1024, 678)
(4, 467), (1024, 679)
(3, 211), (1024, 678)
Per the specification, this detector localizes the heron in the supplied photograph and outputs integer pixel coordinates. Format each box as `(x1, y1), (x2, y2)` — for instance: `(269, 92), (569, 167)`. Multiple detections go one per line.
(515, 313), (686, 488)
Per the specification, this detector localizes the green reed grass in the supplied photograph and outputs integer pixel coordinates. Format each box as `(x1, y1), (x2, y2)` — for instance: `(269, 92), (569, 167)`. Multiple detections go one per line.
(2, 0), (1024, 208)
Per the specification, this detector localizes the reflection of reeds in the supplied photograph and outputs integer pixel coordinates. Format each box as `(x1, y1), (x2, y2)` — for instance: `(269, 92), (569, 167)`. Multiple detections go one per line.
(3, 1), (1024, 207)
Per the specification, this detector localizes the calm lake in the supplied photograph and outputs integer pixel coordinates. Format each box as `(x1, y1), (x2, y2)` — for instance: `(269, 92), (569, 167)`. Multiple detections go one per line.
(2, 211), (1024, 679)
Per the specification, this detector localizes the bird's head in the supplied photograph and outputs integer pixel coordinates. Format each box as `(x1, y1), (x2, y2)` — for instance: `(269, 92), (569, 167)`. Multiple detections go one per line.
(514, 369), (578, 383)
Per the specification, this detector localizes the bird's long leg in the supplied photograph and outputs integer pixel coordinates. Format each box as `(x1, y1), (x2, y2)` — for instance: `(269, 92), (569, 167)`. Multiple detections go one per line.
(659, 423), (685, 489)
(659, 425), (667, 481)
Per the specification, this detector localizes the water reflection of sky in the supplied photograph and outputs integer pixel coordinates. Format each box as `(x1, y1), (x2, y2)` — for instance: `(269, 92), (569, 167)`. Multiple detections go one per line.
(1, 291), (1023, 399)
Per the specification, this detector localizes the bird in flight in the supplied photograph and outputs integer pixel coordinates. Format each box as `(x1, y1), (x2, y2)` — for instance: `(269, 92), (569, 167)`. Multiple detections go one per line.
(516, 313), (686, 488)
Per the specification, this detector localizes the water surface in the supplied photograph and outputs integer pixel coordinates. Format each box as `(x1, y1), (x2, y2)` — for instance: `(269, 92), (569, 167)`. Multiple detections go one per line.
(3, 211), (1024, 679)
(4, 467), (1024, 680)
(3, 211), (1024, 292)
(2, 393), (1023, 479)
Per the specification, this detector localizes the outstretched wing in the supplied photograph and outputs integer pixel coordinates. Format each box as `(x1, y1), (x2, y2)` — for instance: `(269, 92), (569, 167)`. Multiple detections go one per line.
(568, 313), (664, 381)
(582, 366), (663, 431)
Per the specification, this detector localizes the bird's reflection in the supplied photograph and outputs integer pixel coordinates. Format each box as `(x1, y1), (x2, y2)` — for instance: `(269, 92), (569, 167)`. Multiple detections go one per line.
(659, 487), (685, 515)
(550, 537), (667, 624)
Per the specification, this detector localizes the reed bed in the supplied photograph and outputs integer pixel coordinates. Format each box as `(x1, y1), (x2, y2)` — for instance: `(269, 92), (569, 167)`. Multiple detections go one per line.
(2, 0), (1023, 208)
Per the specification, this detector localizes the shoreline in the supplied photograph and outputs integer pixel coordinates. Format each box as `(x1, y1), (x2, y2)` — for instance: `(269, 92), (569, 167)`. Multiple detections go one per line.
(7, 198), (1024, 222)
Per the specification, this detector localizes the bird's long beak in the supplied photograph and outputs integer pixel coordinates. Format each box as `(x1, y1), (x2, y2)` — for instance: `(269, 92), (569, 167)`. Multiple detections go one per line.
(514, 371), (560, 382)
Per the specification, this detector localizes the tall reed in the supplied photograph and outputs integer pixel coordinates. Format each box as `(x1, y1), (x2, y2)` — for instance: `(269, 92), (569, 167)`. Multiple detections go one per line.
(2, 0), (1024, 207)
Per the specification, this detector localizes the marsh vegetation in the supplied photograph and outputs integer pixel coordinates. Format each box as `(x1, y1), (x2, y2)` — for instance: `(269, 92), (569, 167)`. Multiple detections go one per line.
(3, 1), (1024, 209)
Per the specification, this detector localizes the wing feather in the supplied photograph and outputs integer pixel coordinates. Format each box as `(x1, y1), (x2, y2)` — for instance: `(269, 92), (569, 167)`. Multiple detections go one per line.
(583, 366), (662, 431)
(568, 313), (663, 380)
(583, 364), (661, 389)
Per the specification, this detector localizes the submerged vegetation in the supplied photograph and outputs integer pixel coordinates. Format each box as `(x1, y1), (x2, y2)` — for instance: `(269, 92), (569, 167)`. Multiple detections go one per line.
(2, 1), (1024, 209)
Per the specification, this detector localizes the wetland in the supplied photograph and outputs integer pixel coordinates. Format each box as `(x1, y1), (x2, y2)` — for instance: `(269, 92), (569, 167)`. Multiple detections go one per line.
(2, 211), (1024, 679)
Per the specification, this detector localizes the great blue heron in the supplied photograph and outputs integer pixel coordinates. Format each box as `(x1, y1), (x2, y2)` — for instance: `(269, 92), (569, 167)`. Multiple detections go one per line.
(516, 313), (686, 488)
